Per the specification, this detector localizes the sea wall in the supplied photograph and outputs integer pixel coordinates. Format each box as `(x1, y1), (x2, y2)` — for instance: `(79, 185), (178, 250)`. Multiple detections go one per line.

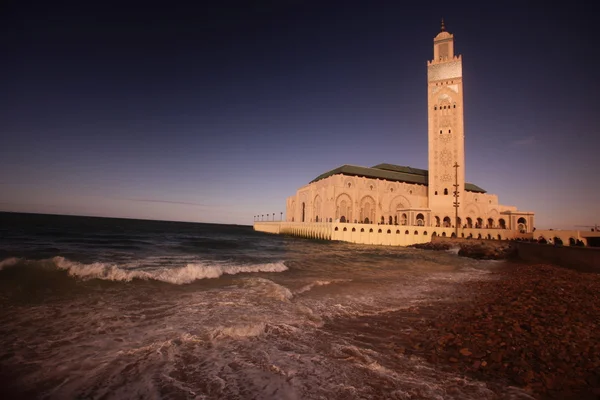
(254, 222), (533, 247)
(253, 222), (281, 234)
(514, 242), (600, 272)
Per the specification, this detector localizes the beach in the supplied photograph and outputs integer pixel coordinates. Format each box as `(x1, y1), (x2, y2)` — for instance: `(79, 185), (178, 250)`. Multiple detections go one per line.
(328, 262), (600, 399)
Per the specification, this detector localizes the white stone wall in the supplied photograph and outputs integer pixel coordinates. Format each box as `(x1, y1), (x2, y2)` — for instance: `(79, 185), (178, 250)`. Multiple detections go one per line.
(254, 221), (530, 246)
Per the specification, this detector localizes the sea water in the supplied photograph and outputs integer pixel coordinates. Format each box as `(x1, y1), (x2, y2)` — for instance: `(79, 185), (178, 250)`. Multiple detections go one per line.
(0, 212), (531, 399)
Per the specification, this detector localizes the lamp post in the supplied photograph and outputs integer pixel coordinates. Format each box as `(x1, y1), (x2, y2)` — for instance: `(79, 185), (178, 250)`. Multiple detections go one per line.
(280, 212), (283, 221)
(453, 162), (460, 238)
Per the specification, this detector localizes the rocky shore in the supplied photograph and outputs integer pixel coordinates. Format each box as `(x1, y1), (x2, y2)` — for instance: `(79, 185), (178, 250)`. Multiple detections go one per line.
(330, 264), (600, 399)
(411, 238), (517, 260)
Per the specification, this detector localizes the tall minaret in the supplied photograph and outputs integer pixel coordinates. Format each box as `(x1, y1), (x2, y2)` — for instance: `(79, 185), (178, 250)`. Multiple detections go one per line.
(427, 19), (465, 218)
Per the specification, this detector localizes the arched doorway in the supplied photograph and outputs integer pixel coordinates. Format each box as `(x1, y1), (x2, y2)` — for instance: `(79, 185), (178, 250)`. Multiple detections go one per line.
(340, 216), (346, 223)
(335, 193), (352, 224)
(416, 213), (425, 226)
(476, 218), (483, 228)
(435, 216), (441, 227)
(466, 217), (473, 228)
(487, 218), (494, 228)
(517, 217), (527, 233)
(443, 216), (451, 227)
(499, 218), (506, 229)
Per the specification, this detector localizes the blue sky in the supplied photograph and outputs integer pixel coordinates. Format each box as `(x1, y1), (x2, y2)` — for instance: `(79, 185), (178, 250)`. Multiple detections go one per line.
(1, 1), (598, 229)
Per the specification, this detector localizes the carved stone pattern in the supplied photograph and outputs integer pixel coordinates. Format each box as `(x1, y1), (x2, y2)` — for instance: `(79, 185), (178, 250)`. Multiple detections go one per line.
(427, 61), (462, 82)
(440, 133), (453, 143)
(441, 173), (452, 182)
(440, 149), (452, 166)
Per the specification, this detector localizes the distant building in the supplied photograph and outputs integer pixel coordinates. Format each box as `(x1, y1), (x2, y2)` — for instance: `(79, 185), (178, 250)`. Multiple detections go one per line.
(285, 22), (534, 235)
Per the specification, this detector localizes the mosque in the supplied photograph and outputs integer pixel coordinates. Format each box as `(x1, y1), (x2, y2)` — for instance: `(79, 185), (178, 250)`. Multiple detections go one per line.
(255, 22), (536, 245)
(283, 21), (534, 237)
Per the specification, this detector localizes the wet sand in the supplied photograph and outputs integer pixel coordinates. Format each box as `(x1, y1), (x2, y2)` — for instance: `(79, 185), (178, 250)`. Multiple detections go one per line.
(324, 263), (600, 399)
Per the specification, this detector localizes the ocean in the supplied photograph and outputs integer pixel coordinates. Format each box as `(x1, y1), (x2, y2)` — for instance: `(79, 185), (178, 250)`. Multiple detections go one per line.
(0, 212), (530, 399)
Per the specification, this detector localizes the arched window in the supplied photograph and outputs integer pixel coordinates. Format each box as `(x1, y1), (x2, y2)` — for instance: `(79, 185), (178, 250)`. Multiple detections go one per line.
(443, 216), (451, 227)
(444, 188), (448, 195)
(416, 213), (425, 226)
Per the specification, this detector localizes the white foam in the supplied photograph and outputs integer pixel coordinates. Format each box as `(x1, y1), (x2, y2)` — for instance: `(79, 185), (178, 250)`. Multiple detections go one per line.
(295, 279), (352, 294)
(211, 322), (266, 339)
(446, 247), (460, 255)
(0, 257), (20, 270)
(242, 277), (294, 301)
(51, 256), (288, 284)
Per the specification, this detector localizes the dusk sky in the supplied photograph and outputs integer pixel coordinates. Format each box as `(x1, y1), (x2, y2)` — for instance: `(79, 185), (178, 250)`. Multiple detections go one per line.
(1, 1), (598, 229)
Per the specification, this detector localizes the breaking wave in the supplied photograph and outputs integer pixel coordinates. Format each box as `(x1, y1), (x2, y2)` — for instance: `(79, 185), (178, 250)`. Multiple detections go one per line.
(0, 256), (288, 285)
(0, 257), (19, 270)
(295, 279), (352, 294)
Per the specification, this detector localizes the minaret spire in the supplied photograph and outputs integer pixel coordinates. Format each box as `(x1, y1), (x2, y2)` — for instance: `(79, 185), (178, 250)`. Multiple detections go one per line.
(440, 18), (446, 32)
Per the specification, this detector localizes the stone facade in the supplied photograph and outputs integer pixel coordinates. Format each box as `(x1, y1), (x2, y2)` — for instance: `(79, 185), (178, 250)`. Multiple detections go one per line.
(283, 22), (534, 238)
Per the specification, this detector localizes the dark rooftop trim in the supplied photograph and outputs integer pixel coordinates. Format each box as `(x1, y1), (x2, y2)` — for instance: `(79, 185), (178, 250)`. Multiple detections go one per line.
(371, 163), (428, 176)
(310, 163), (487, 193)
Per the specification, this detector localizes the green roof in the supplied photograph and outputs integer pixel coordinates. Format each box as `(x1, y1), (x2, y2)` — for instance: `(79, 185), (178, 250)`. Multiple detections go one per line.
(310, 163), (487, 193)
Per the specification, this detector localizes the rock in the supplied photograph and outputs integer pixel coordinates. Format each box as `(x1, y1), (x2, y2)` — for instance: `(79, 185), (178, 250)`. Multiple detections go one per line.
(459, 348), (472, 356)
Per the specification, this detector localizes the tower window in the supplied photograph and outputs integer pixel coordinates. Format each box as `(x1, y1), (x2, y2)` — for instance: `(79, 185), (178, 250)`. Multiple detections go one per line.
(449, 129), (451, 133)
(444, 188), (448, 195)
(439, 130), (442, 134)
(435, 191), (438, 195)
(434, 106), (437, 110)
(453, 105), (456, 108)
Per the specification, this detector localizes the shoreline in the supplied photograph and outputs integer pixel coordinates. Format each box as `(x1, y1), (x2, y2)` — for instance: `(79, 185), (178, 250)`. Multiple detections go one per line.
(324, 263), (600, 399)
